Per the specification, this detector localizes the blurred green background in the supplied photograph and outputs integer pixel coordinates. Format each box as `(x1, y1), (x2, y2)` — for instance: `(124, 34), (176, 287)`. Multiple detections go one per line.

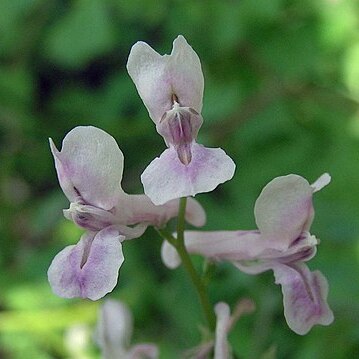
(1, 0), (359, 358)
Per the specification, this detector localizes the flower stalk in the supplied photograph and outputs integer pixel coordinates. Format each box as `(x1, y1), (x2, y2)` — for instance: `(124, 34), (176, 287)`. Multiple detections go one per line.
(158, 197), (216, 331)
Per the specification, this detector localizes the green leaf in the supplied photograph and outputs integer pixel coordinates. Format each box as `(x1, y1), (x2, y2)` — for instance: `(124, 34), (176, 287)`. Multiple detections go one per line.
(44, 0), (116, 68)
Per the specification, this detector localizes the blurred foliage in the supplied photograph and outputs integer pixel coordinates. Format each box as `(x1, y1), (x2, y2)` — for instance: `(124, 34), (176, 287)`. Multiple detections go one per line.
(0, 0), (359, 358)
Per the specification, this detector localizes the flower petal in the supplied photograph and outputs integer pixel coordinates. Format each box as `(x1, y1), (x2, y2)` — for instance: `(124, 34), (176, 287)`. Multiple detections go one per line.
(48, 227), (124, 300)
(94, 299), (132, 357)
(141, 143), (235, 205)
(50, 126), (124, 210)
(161, 241), (180, 270)
(117, 193), (206, 228)
(127, 35), (203, 123)
(127, 344), (159, 359)
(311, 173), (331, 193)
(254, 175), (314, 249)
(272, 263), (334, 335)
(161, 230), (261, 269)
(214, 302), (231, 359)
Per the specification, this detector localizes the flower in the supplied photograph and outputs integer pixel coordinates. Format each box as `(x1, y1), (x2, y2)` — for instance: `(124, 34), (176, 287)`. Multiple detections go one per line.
(184, 300), (254, 359)
(48, 126), (206, 300)
(127, 35), (236, 205)
(94, 299), (159, 359)
(213, 302), (232, 359)
(162, 174), (334, 334)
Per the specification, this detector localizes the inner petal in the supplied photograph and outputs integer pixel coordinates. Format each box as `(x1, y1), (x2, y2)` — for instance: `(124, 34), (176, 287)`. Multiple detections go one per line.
(157, 101), (203, 165)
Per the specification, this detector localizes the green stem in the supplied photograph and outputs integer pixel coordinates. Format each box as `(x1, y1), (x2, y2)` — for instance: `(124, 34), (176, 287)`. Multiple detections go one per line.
(157, 199), (216, 331)
(176, 197), (216, 331)
(176, 197), (187, 243)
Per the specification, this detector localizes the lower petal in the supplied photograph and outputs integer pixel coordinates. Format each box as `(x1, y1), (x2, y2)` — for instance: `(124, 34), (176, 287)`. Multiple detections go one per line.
(273, 262), (334, 335)
(141, 143), (235, 205)
(48, 228), (125, 300)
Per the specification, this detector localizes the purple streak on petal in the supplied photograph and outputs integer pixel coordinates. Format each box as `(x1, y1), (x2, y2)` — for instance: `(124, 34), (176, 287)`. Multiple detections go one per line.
(157, 104), (203, 164)
(141, 143), (235, 205)
(64, 203), (116, 231)
(49, 138), (80, 203)
(48, 228), (124, 300)
(49, 126), (124, 210)
(273, 263), (334, 335)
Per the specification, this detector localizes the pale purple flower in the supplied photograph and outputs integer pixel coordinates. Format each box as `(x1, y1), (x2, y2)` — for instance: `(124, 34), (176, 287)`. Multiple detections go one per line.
(94, 299), (158, 359)
(50, 126), (206, 231)
(162, 174), (334, 334)
(48, 126), (206, 300)
(127, 35), (236, 205)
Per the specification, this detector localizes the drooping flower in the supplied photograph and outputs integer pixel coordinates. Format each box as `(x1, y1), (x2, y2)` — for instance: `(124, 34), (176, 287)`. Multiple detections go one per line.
(127, 35), (236, 205)
(94, 299), (158, 359)
(162, 174), (334, 335)
(48, 126), (206, 300)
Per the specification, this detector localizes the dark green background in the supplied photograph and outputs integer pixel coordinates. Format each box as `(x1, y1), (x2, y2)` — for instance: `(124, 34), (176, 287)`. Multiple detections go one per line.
(1, 0), (358, 357)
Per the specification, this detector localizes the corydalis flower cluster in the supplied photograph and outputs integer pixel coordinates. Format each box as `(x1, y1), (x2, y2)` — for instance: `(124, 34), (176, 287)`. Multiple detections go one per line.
(48, 34), (333, 354)
(48, 36), (235, 300)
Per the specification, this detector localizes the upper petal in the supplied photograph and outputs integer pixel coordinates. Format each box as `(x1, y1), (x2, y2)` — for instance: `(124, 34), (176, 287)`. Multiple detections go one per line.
(50, 126), (124, 210)
(47, 227), (124, 300)
(254, 175), (314, 249)
(127, 35), (204, 123)
(272, 263), (334, 335)
(141, 143), (235, 205)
